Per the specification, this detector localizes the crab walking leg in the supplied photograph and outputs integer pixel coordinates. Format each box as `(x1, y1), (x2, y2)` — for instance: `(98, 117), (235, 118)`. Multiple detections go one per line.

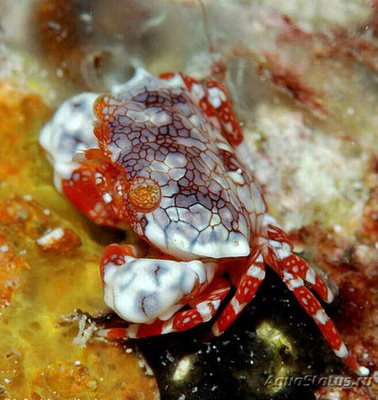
(266, 222), (336, 303)
(212, 254), (266, 336)
(280, 252), (335, 303)
(160, 72), (244, 146)
(97, 277), (231, 339)
(201, 79), (244, 147)
(62, 164), (121, 227)
(278, 267), (364, 375)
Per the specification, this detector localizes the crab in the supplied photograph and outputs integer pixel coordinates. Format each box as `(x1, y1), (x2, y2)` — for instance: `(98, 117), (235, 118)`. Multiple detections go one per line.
(40, 68), (368, 376)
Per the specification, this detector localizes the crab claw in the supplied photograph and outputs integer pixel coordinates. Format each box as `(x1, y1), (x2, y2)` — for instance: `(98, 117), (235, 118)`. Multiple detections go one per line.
(102, 256), (218, 324)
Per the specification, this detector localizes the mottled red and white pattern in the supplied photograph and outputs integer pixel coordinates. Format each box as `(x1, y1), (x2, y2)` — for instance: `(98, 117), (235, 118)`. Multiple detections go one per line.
(92, 69), (266, 260)
(40, 68), (368, 376)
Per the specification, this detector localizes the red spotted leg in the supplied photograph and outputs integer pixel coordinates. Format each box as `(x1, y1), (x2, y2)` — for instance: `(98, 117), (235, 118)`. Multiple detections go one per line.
(264, 236), (369, 376)
(282, 269), (362, 374)
(159, 72), (244, 146)
(212, 252), (266, 336)
(200, 78), (244, 147)
(62, 161), (122, 228)
(265, 221), (336, 304)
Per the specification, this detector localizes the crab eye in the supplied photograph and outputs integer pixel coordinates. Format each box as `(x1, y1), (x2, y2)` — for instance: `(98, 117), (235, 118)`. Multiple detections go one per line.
(128, 177), (161, 212)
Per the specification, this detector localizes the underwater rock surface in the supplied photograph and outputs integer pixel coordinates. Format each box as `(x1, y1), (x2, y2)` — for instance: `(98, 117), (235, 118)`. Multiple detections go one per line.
(138, 270), (340, 400)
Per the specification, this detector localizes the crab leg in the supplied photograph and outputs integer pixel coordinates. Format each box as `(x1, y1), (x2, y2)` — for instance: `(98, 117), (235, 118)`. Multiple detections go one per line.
(279, 268), (364, 374)
(266, 221), (336, 303)
(97, 277), (231, 339)
(200, 78), (244, 147)
(212, 253), (266, 336)
(62, 163), (121, 227)
(160, 72), (244, 146)
(262, 219), (368, 375)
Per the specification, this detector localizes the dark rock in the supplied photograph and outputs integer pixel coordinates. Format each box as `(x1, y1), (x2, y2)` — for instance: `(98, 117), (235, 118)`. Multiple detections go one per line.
(137, 270), (339, 400)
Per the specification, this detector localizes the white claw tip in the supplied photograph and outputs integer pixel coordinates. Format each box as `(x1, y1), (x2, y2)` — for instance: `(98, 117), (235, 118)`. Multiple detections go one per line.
(326, 287), (335, 303)
(358, 366), (370, 376)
